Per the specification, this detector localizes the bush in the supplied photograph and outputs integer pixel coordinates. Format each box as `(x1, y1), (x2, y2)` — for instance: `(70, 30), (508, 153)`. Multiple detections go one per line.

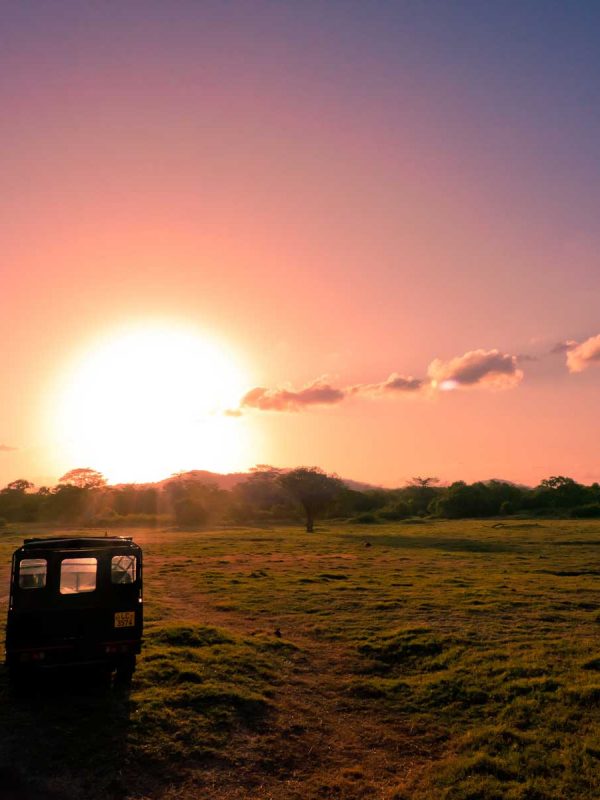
(570, 504), (600, 518)
(378, 502), (411, 521)
(351, 512), (380, 524)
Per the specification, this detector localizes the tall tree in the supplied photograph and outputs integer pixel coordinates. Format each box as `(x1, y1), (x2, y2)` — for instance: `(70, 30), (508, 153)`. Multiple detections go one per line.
(58, 468), (107, 489)
(279, 467), (343, 532)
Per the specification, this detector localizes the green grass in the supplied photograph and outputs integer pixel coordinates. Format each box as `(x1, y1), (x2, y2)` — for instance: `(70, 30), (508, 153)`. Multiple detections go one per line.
(2, 519), (600, 798)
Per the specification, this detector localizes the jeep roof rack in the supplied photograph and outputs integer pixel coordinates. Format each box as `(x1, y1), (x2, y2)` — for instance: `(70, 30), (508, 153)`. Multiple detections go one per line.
(21, 536), (135, 550)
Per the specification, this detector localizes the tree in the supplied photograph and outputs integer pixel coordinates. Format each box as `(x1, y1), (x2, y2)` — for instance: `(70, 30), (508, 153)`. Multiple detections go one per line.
(0, 479), (37, 522)
(163, 475), (227, 525)
(409, 477), (439, 489)
(174, 497), (209, 527)
(279, 467), (344, 532)
(532, 476), (587, 510)
(47, 484), (87, 521)
(403, 477), (441, 515)
(236, 466), (288, 509)
(2, 479), (34, 494)
(431, 481), (494, 518)
(58, 468), (107, 489)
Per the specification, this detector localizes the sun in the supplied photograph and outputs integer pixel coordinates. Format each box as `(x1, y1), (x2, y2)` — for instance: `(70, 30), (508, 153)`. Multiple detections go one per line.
(49, 323), (253, 483)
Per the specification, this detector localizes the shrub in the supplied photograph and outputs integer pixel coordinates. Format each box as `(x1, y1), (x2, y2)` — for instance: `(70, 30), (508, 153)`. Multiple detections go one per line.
(378, 502), (411, 521)
(500, 500), (515, 516)
(570, 503), (600, 518)
(351, 512), (380, 524)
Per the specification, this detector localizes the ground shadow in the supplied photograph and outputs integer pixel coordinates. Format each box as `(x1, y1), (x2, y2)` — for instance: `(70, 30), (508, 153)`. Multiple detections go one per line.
(0, 665), (132, 800)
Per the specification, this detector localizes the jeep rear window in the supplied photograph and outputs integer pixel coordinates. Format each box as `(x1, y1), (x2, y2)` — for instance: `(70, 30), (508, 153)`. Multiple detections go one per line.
(111, 554), (136, 584)
(60, 557), (97, 594)
(19, 558), (47, 589)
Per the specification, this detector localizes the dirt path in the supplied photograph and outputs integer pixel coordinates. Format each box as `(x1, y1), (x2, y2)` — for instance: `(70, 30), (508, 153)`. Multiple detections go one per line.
(166, 601), (440, 800)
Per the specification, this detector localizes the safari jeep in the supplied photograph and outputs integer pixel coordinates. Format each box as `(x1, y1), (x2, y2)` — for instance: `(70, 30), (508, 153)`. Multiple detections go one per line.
(5, 536), (143, 685)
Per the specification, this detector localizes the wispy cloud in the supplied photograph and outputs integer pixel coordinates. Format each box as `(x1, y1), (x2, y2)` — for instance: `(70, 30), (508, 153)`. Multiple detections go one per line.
(350, 373), (423, 396)
(565, 334), (600, 373)
(516, 353), (538, 363)
(0, 444), (17, 452)
(427, 349), (523, 390)
(241, 379), (345, 412)
(551, 340), (578, 355)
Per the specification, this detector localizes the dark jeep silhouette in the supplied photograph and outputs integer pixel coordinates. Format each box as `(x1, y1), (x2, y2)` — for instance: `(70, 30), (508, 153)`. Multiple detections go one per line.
(5, 535), (143, 684)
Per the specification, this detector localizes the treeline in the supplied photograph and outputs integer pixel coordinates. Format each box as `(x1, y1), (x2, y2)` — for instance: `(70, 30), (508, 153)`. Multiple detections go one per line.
(1, 469), (600, 530)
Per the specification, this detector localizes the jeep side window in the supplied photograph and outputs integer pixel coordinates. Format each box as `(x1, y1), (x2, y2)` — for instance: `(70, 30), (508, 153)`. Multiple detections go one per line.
(60, 557), (97, 594)
(111, 555), (136, 584)
(18, 558), (47, 589)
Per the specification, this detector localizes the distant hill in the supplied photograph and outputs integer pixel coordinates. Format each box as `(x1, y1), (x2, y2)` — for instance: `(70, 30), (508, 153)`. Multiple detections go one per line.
(483, 478), (531, 490)
(114, 469), (379, 492)
(157, 470), (249, 490)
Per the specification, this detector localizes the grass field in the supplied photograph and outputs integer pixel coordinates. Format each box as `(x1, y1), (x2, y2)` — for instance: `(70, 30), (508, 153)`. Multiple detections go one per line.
(2, 520), (600, 799)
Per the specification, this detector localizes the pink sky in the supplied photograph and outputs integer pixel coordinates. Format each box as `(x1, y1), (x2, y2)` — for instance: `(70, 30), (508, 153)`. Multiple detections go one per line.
(2, 2), (600, 488)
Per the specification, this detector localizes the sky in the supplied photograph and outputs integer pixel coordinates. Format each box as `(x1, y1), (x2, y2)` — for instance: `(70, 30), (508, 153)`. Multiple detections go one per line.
(1, 0), (600, 488)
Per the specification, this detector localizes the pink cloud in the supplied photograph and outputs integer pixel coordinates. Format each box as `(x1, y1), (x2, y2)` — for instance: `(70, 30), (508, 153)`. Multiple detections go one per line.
(241, 379), (345, 412)
(551, 340), (578, 355)
(239, 347), (526, 413)
(350, 373), (423, 395)
(427, 349), (523, 390)
(566, 334), (600, 373)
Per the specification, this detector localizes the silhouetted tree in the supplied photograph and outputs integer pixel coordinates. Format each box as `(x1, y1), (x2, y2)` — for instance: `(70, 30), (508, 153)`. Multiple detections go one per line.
(330, 487), (388, 517)
(431, 481), (492, 518)
(403, 477), (441, 515)
(0, 480), (37, 521)
(44, 484), (87, 521)
(236, 466), (287, 509)
(279, 467), (344, 532)
(59, 468), (106, 489)
(528, 476), (588, 511)
(2, 479), (34, 494)
(410, 477), (439, 489)
(163, 476), (227, 525)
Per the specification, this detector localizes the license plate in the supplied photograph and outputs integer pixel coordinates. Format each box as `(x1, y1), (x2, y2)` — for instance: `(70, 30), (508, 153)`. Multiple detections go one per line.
(114, 611), (135, 628)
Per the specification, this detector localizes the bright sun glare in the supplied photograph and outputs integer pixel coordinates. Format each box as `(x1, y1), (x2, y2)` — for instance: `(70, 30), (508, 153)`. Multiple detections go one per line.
(51, 324), (252, 484)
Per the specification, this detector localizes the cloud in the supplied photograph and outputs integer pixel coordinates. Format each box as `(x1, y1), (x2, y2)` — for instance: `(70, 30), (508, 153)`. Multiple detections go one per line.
(241, 379), (346, 412)
(237, 347), (526, 412)
(350, 373), (423, 395)
(240, 372), (423, 412)
(427, 349), (523, 390)
(565, 334), (600, 373)
(516, 353), (538, 363)
(0, 444), (17, 452)
(551, 340), (578, 355)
